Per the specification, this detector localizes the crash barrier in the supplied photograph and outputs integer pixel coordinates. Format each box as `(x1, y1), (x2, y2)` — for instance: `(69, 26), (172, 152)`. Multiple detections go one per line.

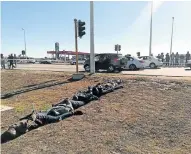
(1, 79), (123, 144)
(1, 58), (71, 69)
(1, 58), (70, 65)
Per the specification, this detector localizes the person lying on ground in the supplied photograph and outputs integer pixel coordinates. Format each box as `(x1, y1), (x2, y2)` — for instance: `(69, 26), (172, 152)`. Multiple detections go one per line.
(91, 79), (124, 96)
(1, 108), (83, 144)
(72, 87), (99, 102)
(52, 98), (88, 110)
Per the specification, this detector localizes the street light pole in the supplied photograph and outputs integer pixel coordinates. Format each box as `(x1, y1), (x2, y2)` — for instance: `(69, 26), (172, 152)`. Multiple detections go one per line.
(170, 17), (174, 59)
(22, 28), (27, 56)
(90, 1), (95, 74)
(149, 1), (153, 57)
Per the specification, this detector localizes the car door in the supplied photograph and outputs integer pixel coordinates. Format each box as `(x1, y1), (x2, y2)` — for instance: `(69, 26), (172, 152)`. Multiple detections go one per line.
(126, 57), (132, 69)
(143, 56), (150, 67)
(147, 56), (153, 66)
(98, 54), (109, 69)
(95, 55), (102, 70)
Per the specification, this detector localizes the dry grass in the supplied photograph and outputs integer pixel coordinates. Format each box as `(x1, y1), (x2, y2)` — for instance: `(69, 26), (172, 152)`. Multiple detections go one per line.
(1, 70), (191, 154)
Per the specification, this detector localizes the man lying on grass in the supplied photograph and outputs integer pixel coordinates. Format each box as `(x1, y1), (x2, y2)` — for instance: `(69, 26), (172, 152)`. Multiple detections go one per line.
(1, 79), (123, 144)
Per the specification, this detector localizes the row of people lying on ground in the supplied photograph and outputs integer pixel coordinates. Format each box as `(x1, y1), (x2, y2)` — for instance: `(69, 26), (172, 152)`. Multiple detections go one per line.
(1, 79), (123, 144)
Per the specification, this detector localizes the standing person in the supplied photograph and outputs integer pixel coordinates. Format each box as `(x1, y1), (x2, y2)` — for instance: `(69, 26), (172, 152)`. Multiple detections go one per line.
(9, 54), (14, 69)
(156, 54), (161, 60)
(14, 54), (17, 67)
(1, 54), (6, 69)
(165, 53), (170, 66)
(7, 54), (11, 69)
(175, 52), (179, 66)
(171, 52), (175, 66)
(161, 53), (164, 62)
(186, 51), (190, 63)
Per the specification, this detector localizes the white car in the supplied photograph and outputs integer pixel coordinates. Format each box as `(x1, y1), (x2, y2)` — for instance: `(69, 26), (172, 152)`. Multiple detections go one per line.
(70, 58), (86, 65)
(124, 56), (144, 70)
(138, 56), (163, 69)
(27, 59), (36, 64)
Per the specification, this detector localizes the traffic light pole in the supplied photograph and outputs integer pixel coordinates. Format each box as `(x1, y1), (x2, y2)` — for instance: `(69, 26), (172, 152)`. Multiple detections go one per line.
(170, 17), (174, 64)
(90, 1), (95, 74)
(74, 19), (79, 73)
(149, 1), (153, 57)
(117, 44), (118, 55)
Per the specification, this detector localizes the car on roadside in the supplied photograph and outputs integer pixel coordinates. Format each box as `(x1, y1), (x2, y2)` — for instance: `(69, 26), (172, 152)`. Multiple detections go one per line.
(70, 58), (86, 65)
(185, 60), (191, 68)
(123, 56), (144, 70)
(138, 56), (163, 69)
(83, 53), (127, 72)
(39, 59), (52, 64)
(27, 59), (36, 64)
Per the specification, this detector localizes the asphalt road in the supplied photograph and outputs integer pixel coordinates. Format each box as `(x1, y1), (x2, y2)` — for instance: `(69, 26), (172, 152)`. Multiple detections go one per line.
(14, 64), (191, 77)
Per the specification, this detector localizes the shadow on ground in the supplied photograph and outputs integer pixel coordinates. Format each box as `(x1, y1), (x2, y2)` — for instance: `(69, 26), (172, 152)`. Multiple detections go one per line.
(1, 78), (76, 99)
(22, 80), (57, 88)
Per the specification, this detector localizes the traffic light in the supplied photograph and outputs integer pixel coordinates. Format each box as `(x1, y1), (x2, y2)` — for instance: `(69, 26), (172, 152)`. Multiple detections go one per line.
(115, 45), (117, 51)
(22, 50), (25, 55)
(119, 45), (121, 51)
(78, 20), (86, 38)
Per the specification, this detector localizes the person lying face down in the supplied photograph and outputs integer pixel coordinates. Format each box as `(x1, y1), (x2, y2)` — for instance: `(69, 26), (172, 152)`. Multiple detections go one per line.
(72, 88), (99, 102)
(1, 100), (83, 144)
(52, 98), (89, 110)
(90, 79), (124, 96)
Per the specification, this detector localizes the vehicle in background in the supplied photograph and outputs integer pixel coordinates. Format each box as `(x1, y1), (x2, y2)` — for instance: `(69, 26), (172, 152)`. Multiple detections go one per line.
(70, 58), (86, 65)
(84, 53), (127, 72)
(138, 56), (163, 69)
(39, 59), (52, 64)
(185, 60), (191, 68)
(27, 59), (36, 64)
(124, 56), (144, 70)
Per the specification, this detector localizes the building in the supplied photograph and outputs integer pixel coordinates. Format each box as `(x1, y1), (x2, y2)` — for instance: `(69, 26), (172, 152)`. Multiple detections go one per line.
(47, 50), (90, 60)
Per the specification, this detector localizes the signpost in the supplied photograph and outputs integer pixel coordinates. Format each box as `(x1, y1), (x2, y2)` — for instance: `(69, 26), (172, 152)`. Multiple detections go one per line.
(74, 19), (79, 73)
(55, 42), (59, 59)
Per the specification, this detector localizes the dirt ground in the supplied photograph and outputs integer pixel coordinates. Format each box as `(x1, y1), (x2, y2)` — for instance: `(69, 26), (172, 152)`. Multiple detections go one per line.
(1, 70), (191, 154)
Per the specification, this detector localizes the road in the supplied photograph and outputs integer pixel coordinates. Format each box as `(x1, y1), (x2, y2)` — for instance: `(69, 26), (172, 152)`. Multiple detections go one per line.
(15, 63), (84, 72)
(14, 64), (191, 77)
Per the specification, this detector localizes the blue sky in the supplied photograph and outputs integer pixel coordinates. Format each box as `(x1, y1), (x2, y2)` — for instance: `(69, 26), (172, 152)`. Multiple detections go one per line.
(1, 1), (191, 58)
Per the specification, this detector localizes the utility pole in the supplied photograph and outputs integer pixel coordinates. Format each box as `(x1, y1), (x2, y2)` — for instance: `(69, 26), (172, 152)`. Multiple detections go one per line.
(149, 1), (153, 57)
(90, 1), (95, 74)
(170, 17), (174, 63)
(74, 19), (79, 73)
(22, 28), (27, 57)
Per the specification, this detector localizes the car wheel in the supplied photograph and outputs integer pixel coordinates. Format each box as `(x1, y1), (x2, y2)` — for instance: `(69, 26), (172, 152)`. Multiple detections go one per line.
(149, 63), (156, 69)
(117, 68), (123, 72)
(84, 65), (90, 72)
(107, 65), (115, 73)
(129, 64), (136, 70)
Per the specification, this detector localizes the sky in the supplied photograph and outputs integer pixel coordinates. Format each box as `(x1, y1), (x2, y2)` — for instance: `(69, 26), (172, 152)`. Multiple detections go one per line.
(1, 1), (191, 58)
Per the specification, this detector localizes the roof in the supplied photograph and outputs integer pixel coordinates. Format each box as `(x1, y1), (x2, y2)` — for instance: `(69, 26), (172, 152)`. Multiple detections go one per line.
(47, 50), (89, 55)
(96, 53), (122, 55)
